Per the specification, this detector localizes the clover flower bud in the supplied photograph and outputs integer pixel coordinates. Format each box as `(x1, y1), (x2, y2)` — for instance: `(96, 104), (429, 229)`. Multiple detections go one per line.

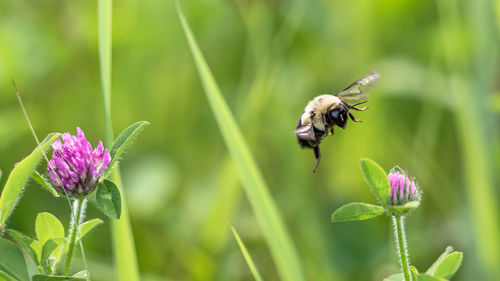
(47, 127), (111, 197)
(387, 168), (421, 214)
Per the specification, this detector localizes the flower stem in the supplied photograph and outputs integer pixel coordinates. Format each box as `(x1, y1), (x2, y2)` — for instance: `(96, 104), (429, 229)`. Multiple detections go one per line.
(63, 198), (85, 276)
(392, 215), (411, 281)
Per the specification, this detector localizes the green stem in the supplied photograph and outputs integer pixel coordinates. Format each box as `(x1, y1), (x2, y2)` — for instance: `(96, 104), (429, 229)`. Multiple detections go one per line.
(392, 215), (411, 281)
(63, 199), (85, 276)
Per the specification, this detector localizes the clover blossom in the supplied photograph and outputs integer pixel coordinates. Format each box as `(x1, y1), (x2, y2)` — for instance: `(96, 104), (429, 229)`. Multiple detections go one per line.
(47, 127), (111, 197)
(387, 169), (419, 206)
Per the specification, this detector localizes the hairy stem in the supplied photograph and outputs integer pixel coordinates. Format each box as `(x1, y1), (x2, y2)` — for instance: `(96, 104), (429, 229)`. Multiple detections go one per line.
(392, 215), (411, 281)
(63, 198), (85, 275)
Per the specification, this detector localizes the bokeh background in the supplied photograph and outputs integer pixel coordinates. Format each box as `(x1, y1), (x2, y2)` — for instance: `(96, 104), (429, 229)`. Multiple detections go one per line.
(1, 0), (499, 280)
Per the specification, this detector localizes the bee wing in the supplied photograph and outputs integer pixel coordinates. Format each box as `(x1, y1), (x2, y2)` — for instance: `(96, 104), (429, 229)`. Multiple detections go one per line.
(335, 71), (380, 102)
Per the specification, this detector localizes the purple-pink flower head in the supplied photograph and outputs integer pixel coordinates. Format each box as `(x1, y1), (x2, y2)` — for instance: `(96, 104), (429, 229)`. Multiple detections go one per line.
(387, 169), (420, 206)
(47, 127), (111, 197)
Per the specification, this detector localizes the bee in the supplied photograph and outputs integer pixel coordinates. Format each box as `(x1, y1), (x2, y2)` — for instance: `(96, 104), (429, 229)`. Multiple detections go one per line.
(295, 71), (380, 172)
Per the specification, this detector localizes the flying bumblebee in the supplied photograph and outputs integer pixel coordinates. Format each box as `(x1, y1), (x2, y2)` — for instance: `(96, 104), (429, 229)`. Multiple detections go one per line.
(295, 71), (380, 172)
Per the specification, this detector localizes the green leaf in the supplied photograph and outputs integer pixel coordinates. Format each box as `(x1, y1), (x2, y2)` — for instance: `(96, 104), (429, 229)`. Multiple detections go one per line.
(433, 252), (463, 279)
(176, 2), (306, 281)
(389, 166), (405, 174)
(0, 238), (29, 281)
(96, 180), (122, 219)
(0, 170), (2, 182)
(6, 229), (42, 264)
(383, 273), (403, 281)
(32, 275), (86, 281)
(79, 218), (103, 238)
(387, 201), (421, 215)
(331, 202), (384, 222)
(426, 246), (454, 275)
(360, 158), (391, 206)
(228, 221), (264, 281)
(417, 274), (447, 281)
(0, 269), (19, 281)
(110, 121), (149, 161)
(40, 238), (65, 264)
(36, 212), (65, 245)
(72, 271), (88, 279)
(98, 0), (140, 279)
(0, 133), (60, 229)
(410, 266), (419, 280)
(31, 171), (59, 197)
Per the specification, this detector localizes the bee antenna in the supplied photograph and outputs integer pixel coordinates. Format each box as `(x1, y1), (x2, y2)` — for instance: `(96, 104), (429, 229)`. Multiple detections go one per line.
(349, 100), (368, 108)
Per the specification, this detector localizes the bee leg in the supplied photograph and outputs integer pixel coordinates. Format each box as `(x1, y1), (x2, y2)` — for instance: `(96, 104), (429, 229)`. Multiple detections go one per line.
(350, 105), (368, 111)
(348, 112), (362, 122)
(322, 115), (332, 136)
(312, 145), (321, 173)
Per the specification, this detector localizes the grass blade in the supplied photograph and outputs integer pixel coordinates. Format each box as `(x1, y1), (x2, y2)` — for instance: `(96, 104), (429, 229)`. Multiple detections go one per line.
(176, 2), (305, 281)
(227, 219), (264, 281)
(98, 0), (141, 280)
(0, 133), (60, 230)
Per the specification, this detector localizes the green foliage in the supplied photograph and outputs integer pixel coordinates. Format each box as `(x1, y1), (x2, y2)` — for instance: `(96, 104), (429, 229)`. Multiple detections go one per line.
(79, 219), (103, 238)
(228, 221), (264, 281)
(0, 238), (29, 281)
(383, 273), (403, 281)
(96, 180), (122, 220)
(31, 171), (59, 197)
(110, 121), (150, 160)
(433, 252), (463, 279)
(0, 133), (60, 229)
(331, 203), (384, 222)
(35, 212), (65, 245)
(41, 238), (65, 264)
(7, 229), (42, 263)
(426, 247), (456, 275)
(32, 275), (86, 281)
(426, 247), (463, 279)
(176, 2), (305, 281)
(417, 274), (447, 281)
(360, 158), (391, 206)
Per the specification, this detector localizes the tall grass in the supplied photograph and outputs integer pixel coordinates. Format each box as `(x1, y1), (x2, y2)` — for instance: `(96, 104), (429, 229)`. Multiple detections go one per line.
(436, 0), (500, 279)
(98, 0), (141, 280)
(175, 2), (305, 281)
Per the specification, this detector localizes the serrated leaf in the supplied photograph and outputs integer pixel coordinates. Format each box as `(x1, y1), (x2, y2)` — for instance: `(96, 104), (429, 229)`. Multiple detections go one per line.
(433, 252), (463, 279)
(426, 246), (454, 275)
(79, 218), (103, 238)
(36, 212), (65, 245)
(96, 180), (122, 219)
(32, 275), (86, 281)
(31, 171), (59, 197)
(383, 273), (403, 281)
(360, 158), (391, 206)
(331, 202), (384, 222)
(6, 229), (42, 264)
(109, 121), (149, 166)
(0, 238), (29, 281)
(0, 133), (60, 229)
(417, 274), (447, 281)
(228, 221), (264, 281)
(40, 238), (65, 264)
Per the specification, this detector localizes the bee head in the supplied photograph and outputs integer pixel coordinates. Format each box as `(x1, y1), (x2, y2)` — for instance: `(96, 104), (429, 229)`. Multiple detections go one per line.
(329, 105), (348, 128)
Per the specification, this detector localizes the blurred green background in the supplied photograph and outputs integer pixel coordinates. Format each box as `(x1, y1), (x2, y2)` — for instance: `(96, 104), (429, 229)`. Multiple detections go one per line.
(1, 0), (499, 280)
